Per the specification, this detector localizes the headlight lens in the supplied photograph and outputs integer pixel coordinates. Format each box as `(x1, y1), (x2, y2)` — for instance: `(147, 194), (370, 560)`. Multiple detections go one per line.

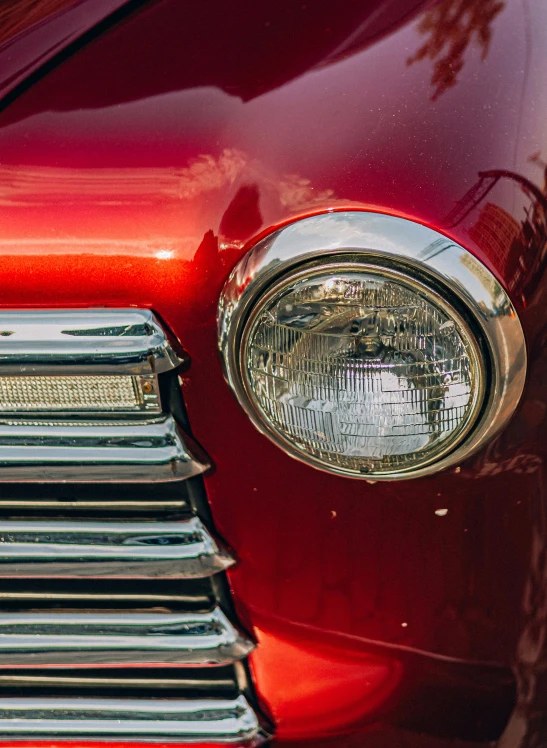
(241, 263), (484, 477)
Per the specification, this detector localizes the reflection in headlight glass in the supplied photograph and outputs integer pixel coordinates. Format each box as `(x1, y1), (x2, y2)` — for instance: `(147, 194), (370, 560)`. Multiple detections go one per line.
(244, 269), (482, 476)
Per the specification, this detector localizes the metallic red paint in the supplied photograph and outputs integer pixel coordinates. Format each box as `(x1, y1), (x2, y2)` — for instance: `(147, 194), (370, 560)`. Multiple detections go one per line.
(0, 0), (545, 743)
(250, 616), (403, 739)
(0, 0), (138, 105)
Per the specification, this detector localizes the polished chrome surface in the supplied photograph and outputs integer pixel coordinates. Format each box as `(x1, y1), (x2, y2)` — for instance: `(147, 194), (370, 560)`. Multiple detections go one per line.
(0, 590), (210, 604)
(219, 211), (527, 480)
(0, 414), (210, 482)
(0, 608), (253, 665)
(0, 516), (233, 578)
(0, 498), (188, 512)
(0, 309), (186, 375)
(0, 674), (236, 690)
(0, 306), (262, 743)
(0, 695), (261, 742)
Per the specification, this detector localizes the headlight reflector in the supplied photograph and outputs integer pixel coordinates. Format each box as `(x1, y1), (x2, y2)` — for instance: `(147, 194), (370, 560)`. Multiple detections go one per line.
(242, 264), (484, 477)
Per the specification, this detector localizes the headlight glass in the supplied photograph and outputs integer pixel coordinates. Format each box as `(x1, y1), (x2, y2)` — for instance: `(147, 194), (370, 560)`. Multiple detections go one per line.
(241, 263), (484, 477)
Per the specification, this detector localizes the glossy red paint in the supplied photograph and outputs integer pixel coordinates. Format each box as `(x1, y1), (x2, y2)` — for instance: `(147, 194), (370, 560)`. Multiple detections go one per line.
(0, 0), (545, 743)
(0, 0), (138, 104)
(250, 616), (403, 739)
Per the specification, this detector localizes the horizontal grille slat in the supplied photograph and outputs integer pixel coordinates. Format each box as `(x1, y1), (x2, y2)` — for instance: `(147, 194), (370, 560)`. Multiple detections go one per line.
(0, 415), (209, 482)
(0, 517), (232, 578)
(0, 695), (261, 742)
(0, 609), (254, 666)
(0, 309), (186, 376)
(0, 499), (189, 514)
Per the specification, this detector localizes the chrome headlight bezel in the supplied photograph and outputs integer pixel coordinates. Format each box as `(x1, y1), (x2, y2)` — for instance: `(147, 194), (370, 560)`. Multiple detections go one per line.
(218, 211), (527, 480)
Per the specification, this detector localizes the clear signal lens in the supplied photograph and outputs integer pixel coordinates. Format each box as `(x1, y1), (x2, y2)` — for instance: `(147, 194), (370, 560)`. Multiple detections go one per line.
(242, 266), (483, 477)
(0, 375), (159, 413)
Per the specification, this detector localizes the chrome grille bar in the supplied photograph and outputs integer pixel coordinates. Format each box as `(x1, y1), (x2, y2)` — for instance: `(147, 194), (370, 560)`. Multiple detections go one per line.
(0, 609), (254, 666)
(0, 415), (209, 481)
(0, 517), (232, 578)
(0, 695), (261, 742)
(0, 673), (237, 691)
(0, 498), (188, 512)
(0, 309), (186, 375)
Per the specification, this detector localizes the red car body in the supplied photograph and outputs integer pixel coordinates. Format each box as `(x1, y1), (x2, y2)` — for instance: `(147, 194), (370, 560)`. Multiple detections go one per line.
(0, 0), (545, 745)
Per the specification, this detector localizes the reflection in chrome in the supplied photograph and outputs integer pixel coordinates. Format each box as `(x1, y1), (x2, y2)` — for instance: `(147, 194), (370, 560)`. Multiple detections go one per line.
(0, 415), (209, 482)
(0, 516), (233, 578)
(0, 307), (262, 741)
(0, 695), (261, 742)
(0, 309), (185, 375)
(219, 211), (527, 479)
(0, 608), (253, 666)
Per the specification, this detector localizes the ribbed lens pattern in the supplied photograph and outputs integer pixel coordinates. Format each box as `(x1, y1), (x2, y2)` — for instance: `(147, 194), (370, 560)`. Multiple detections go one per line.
(245, 270), (480, 475)
(0, 376), (141, 412)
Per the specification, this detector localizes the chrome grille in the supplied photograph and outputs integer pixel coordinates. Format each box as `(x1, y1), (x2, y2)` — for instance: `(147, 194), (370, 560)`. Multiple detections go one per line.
(0, 310), (267, 744)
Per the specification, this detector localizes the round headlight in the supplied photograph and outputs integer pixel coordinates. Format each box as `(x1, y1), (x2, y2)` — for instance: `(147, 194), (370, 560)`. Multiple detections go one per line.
(219, 212), (526, 480)
(242, 262), (484, 476)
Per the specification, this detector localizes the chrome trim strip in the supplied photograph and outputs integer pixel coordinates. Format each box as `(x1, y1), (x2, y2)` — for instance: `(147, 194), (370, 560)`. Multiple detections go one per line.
(0, 309), (186, 375)
(0, 517), (233, 578)
(0, 591), (210, 604)
(0, 608), (253, 666)
(0, 674), (236, 690)
(218, 211), (527, 480)
(0, 415), (210, 482)
(0, 695), (261, 742)
(0, 499), (188, 512)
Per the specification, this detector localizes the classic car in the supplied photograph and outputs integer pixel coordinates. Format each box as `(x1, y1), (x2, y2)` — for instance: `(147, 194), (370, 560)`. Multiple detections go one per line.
(0, 0), (543, 746)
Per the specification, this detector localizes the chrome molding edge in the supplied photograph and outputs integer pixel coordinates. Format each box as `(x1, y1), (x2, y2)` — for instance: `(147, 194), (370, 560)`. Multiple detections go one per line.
(0, 498), (189, 512)
(0, 608), (254, 666)
(0, 516), (233, 578)
(0, 309), (186, 375)
(218, 211), (527, 480)
(0, 695), (262, 743)
(0, 673), (236, 689)
(0, 414), (210, 482)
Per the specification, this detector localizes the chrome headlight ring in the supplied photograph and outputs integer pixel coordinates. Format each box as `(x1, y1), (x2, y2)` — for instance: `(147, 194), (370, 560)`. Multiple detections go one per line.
(218, 211), (527, 480)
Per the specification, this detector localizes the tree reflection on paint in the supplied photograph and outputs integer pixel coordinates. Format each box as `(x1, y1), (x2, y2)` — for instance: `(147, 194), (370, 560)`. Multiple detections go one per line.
(407, 0), (505, 100)
(0, 0), (78, 47)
